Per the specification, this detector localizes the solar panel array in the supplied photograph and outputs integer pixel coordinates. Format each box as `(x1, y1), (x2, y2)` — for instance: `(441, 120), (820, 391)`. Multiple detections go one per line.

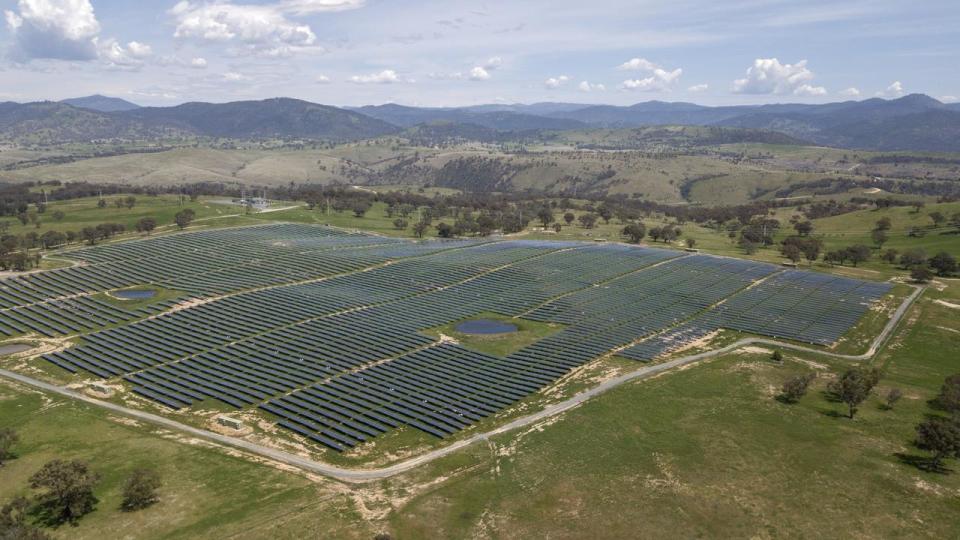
(12, 224), (892, 451)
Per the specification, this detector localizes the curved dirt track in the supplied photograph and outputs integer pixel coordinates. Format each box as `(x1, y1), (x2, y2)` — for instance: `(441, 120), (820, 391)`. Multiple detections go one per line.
(0, 285), (923, 483)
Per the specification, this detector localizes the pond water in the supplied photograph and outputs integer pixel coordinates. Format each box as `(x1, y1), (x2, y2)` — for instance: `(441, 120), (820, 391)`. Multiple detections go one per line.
(113, 289), (156, 300)
(455, 319), (518, 335)
(0, 343), (32, 355)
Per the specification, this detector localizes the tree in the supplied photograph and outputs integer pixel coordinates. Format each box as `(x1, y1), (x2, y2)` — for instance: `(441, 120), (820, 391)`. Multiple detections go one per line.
(436, 222), (454, 238)
(392, 218), (408, 230)
(929, 211), (946, 227)
(577, 213), (597, 229)
(81, 227), (98, 245)
(536, 207), (554, 228)
(829, 367), (880, 418)
(900, 248), (927, 269)
(771, 350), (783, 362)
(97, 198), (106, 209)
(915, 416), (960, 469)
(845, 244), (871, 267)
(885, 388), (902, 410)
(352, 201), (372, 218)
(936, 374), (960, 413)
(621, 223), (646, 243)
(0, 496), (51, 540)
(780, 373), (815, 403)
(928, 251), (958, 277)
(135, 217), (157, 235)
(870, 229), (888, 250)
(124, 196), (136, 209)
(553, 223), (562, 233)
(121, 468), (161, 511)
(875, 217), (892, 231)
(174, 209), (195, 230)
(0, 427), (18, 466)
(52, 210), (65, 222)
(686, 237), (696, 249)
(563, 212), (575, 225)
(793, 220), (813, 236)
(881, 248), (898, 264)
(783, 244), (802, 264)
(28, 459), (99, 525)
(648, 226), (662, 243)
(910, 265), (934, 283)
(412, 221), (429, 238)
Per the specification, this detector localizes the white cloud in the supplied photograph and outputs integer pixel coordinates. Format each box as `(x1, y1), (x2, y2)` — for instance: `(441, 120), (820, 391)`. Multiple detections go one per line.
(621, 68), (682, 92)
(839, 87), (861, 97)
(171, 1), (317, 57)
(482, 56), (502, 70)
(279, 0), (365, 15)
(876, 80), (905, 98)
(941, 95), (958, 103)
(545, 75), (570, 89)
(349, 69), (401, 84)
(97, 38), (152, 69)
(732, 58), (825, 96)
(618, 57), (658, 71)
(4, 0), (101, 61)
(190, 57), (208, 69)
(794, 83), (827, 96)
(687, 83), (708, 92)
(578, 81), (605, 92)
(223, 71), (248, 82)
(469, 66), (491, 81)
(316, 74), (331, 84)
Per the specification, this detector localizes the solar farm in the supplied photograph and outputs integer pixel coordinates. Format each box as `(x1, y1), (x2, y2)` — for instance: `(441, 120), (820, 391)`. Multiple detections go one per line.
(1, 224), (892, 453)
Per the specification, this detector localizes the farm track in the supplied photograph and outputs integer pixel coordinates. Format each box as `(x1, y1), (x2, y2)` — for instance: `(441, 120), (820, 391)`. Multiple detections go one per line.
(0, 285), (923, 483)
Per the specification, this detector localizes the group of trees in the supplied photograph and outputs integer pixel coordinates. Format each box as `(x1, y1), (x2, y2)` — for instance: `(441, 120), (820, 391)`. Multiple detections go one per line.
(0, 427), (161, 536)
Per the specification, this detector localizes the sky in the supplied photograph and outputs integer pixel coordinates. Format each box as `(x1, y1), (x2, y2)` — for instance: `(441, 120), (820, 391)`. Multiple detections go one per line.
(0, 0), (958, 107)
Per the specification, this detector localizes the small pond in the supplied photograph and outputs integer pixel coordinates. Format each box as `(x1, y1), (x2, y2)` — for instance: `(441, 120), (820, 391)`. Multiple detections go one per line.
(455, 319), (518, 335)
(0, 343), (32, 355)
(113, 289), (156, 300)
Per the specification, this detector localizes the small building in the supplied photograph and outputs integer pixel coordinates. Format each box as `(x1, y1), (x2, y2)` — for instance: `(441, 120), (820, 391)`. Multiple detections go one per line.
(216, 415), (244, 431)
(90, 383), (112, 395)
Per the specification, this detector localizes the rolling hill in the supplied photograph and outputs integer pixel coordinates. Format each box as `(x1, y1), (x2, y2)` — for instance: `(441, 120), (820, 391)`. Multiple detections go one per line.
(61, 94), (141, 112)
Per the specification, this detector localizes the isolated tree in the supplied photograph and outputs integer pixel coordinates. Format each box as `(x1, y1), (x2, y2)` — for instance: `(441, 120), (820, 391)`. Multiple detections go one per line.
(648, 226), (662, 242)
(52, 210), (65, 222)
(875, 217), (892, 231)
(0, 427), (18, 466)
(436, 222), (454, 238)
(881, 248), (899, 264)
(351, 201), (372, 218)
(412, 221), (429, 238)
(392, 218), (408, 230)
(536, 207), (554, 228)
(829, 367), (880, 418)
(929, 251), (958, 277)
(577, 213), (597, 229)
(563, 212), (575, 225)
(124, 196), (136, 209)
(174, 209), (195, 230)
(870, 229), (888, 250)
(771, 350), (783, 362)
(929, 211), (946, 227)
(621, 223), (646, 243)
(885, 388), (903, 410)
(97, 198), (106, 209)
(686, 237), (696, 249)
(121, 468), (161, 511)
(135, 217), (157, 235)
(915, 416), (960, 469)
(28, 459), (100, 524)
(910, 266), (934, 283)
(597, 205), (613, 224)
(780, 373), (815, 403)
(936, 374), (960, 413)
(553, 223), (562, 233)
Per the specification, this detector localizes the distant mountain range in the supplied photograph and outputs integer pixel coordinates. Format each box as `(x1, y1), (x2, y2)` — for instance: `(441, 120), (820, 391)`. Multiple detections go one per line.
(1, 93), (959, 152)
